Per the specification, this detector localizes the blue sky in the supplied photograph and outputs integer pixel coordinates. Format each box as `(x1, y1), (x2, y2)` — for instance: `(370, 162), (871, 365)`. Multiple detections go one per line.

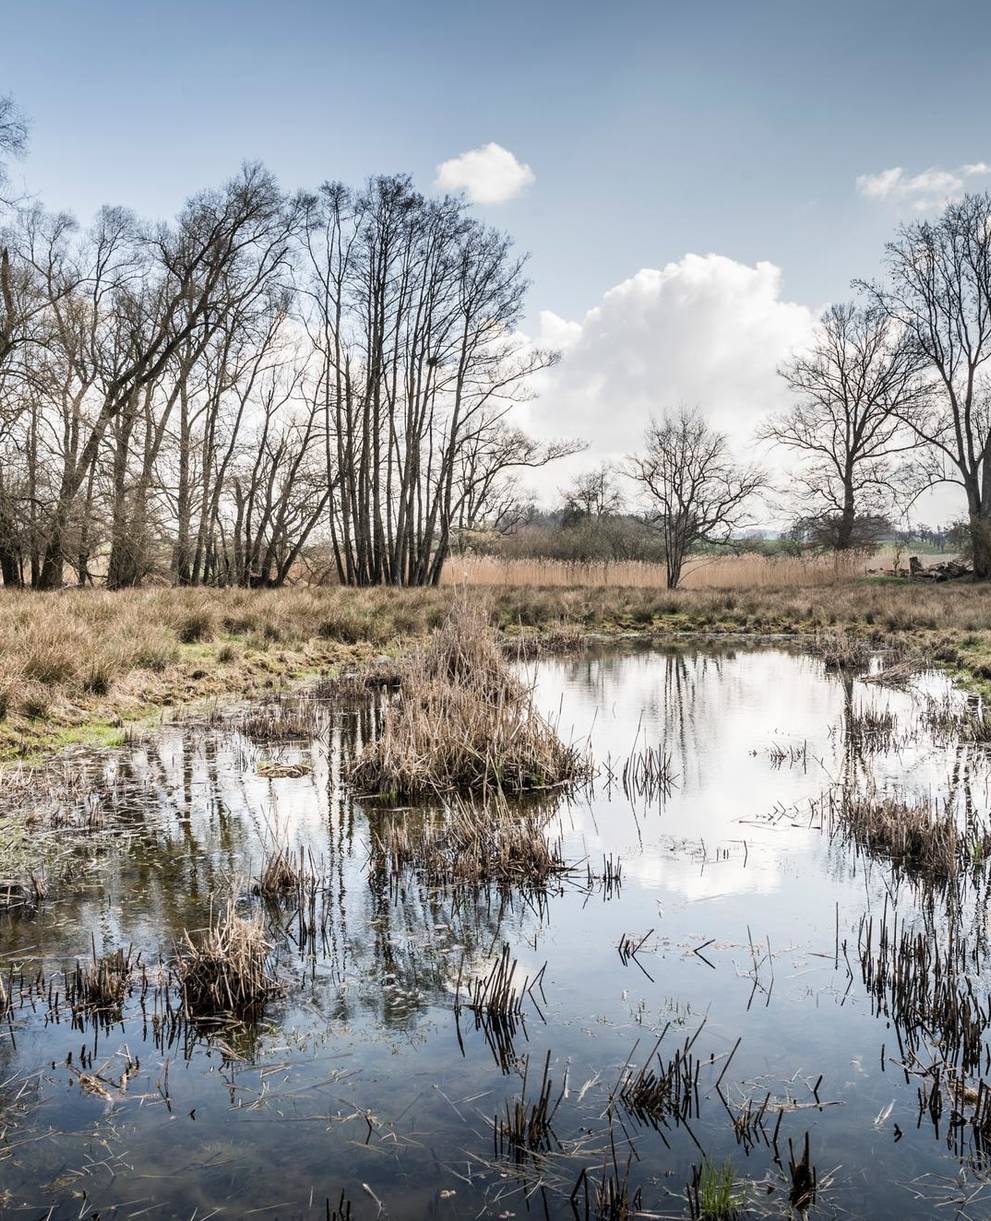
(4, 0), (989, 516)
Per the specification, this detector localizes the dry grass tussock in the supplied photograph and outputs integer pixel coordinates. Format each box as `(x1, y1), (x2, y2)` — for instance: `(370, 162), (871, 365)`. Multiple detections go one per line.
(68, 947), (133, 1016)
(174, 900), (278, 1018)
(348, 600), (590, 798)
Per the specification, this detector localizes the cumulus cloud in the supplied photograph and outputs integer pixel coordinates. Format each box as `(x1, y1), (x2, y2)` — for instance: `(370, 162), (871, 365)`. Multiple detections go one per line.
(522, 254), (814, 488)
(435, 142), (534, 204)
(856, 162), (991, 210)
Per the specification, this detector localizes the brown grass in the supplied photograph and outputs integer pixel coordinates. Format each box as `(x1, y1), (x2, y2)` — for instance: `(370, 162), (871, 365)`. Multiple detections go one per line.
(67, 947), (133, 1016)
(825, 788), (991, 880)
(5, 577), (991, 764)
(174, 900), (278, 1019)
(348, 600), (590, 798)
(378, 795), (573, 893)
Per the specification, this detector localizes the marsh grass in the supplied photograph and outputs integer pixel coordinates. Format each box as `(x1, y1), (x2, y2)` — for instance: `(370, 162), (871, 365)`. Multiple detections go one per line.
(823, 787), (989, 881)
(813, 631), (874, 673)
(254, 842), (308, 898)
(231, 696), (330, 744)
(687, 1160), (740, 1220)
(859, 905), (991, 1076)
(6, 579), (991, 762)
(67, 946), (133, 1017)
(174, 900), (278, 1019)
(348, 600), (590, 797)
(492, 1050), (564, 1163)
(617, 1028), (702, 1131)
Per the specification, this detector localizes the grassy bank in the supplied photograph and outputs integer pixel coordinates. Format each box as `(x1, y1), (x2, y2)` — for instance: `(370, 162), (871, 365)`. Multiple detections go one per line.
(2, 580), (991, 762)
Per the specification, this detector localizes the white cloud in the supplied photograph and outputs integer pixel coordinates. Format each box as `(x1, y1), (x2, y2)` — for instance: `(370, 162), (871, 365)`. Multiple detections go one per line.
(856, 162), (991, 211)
(522, 254), (814, 489)
(434, 142), (534, 205)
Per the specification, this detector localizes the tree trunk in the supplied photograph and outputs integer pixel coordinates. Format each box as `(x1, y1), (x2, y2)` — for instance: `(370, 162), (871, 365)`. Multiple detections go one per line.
(970, 510), (991, 580)
(835, 481), (856, 551)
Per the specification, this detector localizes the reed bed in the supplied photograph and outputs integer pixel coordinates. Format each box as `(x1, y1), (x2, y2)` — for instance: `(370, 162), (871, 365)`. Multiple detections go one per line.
(492, 1050), (564, 1163)
(174, 900), (278, 1020)
(813, 631), (874, 673)
(621, 743), (678, 802)
(859, 904), (991, 1075)
(230, 696), (330, 744)
(254, 842), (309, 899)
(442, 551), (874, 590)
(821, 787), (990, 881)
(348, 600), (590, 798)
(844, 704), (900, 753)
(459, 944), (546, 1022)
(67, 947), (133, 1017)
(617, 1028), (702, 1130)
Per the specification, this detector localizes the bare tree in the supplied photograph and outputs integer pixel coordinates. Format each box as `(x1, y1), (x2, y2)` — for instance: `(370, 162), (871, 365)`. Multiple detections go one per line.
(0, 144), (567, 590)
(760, 303), (923, 550)
(858, 193), (991, 577)
(0, 93), (28, 206)
(629, 407), (766, 589)
(299, 176), (558, 586)
(561, 463), (624, 524)
(452, 425), (581, 538)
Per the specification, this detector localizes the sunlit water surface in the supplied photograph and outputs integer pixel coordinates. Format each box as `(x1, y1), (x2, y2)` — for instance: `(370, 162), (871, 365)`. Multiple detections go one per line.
(1, 642), (990, 1219)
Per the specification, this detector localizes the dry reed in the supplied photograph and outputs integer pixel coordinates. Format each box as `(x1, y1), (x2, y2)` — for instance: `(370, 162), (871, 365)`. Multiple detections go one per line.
(442, 551), (874, 590)
(825, 788), (987, 880)
(493, 1050), (564, 1163)
(174, 900), (278, 1019)
(348, 600), (589, 797)
(378, 797), (573, 895)
(67, 946), (133, 1017)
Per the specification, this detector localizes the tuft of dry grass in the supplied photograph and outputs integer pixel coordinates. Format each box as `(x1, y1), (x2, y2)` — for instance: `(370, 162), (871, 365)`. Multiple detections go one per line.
(254, 841), (309, 898)
(348, 600), (590, 798)
(174, 900), (278, 1019)
(813, 631), (874, 672)
(67, 947), (133, 1016)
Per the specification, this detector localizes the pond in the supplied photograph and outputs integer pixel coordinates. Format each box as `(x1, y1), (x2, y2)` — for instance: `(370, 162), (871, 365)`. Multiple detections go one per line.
(1, 641), (989, 1219)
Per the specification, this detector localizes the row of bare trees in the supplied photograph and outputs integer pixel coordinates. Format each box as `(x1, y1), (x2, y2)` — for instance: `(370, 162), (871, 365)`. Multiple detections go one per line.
(617, 192), (991, 584)
(0, 99), (572, 589)
(761, 192), (991, 577)
(6, 86), (991, 589)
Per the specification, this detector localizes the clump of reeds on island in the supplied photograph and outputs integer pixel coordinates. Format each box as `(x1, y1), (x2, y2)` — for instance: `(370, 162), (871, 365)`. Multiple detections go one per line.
(824, 787), (991, 881)
(347, 599), (590, 798)
(174, 900), (279, 1019)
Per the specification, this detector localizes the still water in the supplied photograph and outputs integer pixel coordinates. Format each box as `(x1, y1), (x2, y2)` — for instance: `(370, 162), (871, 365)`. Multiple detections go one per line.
(1, 642), (989, 1219)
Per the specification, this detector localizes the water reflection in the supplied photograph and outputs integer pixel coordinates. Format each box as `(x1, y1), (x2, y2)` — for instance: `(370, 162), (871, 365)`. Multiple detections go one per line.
(2, 643), (991, 1217)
